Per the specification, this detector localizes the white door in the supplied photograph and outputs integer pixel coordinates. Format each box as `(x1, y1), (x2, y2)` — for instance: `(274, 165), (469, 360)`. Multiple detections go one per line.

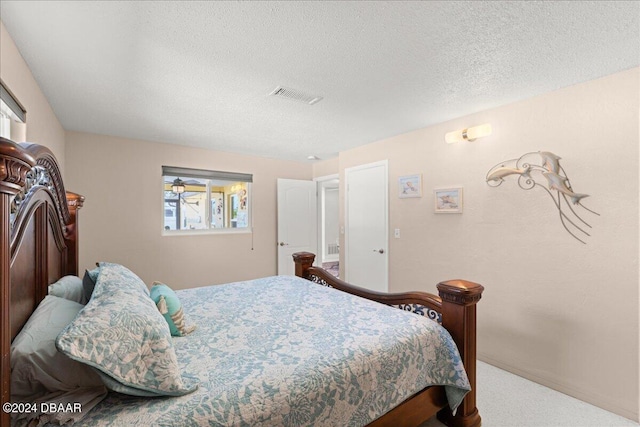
(345, 161), (388, 292)
(277, 179), (318, 275)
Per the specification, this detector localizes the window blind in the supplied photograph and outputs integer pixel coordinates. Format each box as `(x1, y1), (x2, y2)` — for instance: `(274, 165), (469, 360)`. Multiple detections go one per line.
(162, 166), (252, 183)
(0, 81), (26, 123)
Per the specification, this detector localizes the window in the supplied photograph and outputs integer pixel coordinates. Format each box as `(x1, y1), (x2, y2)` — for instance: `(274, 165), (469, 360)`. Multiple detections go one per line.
(162, 166), (252, 233)
(0, 80), (26, 140)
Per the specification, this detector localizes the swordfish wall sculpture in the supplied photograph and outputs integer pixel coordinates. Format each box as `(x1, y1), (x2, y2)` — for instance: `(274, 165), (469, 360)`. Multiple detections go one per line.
(486, 151), (599, 244)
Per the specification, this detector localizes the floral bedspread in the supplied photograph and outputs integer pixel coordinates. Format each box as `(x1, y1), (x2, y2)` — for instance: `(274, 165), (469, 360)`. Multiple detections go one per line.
(72, 275), (470, 426)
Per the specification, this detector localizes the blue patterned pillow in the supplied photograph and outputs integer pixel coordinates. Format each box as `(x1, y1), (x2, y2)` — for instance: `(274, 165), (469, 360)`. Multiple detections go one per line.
(56, 263), (198, 397)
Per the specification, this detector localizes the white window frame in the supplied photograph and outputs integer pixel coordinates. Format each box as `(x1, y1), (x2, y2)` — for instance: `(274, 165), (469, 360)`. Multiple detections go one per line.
(0, 80), (26, 140)
(161, 166), (252, 236)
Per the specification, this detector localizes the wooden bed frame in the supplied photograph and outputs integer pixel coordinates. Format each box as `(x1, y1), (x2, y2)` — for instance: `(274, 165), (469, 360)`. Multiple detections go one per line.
(0, 137), (483, 427)
(293, 253), (483, 427)
(1, 137), (84, 427)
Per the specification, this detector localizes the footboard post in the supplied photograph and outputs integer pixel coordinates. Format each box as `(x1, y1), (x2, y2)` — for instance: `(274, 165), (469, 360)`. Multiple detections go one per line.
(436, 280), (484, 427)
(292, 251), (315, 279)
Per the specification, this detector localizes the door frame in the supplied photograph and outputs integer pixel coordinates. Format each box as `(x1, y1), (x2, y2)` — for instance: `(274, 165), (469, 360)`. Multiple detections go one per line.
(344, 160), (388, 289)
(314, 174), (339, 265)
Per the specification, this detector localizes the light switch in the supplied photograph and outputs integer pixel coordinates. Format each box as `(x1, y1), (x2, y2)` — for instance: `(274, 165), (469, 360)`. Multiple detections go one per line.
(394, 228), (400, 238)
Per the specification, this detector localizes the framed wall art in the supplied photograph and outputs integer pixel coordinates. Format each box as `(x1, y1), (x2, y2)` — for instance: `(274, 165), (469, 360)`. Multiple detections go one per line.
(434, 187), (463, 213)
(398, 174), (422, 198)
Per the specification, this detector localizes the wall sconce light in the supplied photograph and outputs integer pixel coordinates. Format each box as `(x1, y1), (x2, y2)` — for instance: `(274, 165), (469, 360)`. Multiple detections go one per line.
(172, 177), (186, 194)
(445, 123), (492, 144)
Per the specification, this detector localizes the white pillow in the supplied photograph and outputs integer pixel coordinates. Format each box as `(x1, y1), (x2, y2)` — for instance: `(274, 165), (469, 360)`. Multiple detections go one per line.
(48, 275), (87, 304)
(11, 295), (106, 425)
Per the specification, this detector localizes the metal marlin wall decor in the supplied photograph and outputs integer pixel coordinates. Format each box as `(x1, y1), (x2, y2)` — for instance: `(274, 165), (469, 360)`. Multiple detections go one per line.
(486, 151), (599, 244)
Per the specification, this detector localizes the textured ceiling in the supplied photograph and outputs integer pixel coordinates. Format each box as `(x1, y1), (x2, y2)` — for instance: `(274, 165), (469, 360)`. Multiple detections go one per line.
(1, 1), (638, 161)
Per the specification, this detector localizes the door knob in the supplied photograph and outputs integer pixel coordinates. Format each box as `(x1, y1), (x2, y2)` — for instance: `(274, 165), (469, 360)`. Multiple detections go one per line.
(373, 249), (384, 254)
(279, 242), (288, 246)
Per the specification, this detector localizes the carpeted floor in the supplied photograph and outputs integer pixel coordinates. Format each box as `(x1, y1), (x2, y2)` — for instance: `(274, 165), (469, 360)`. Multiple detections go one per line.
(422, 361), (638, 427)
(322, 261), (339, 277)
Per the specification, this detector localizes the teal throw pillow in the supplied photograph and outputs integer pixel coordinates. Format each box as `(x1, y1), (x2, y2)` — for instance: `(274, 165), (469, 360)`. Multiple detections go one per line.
(150, 282), (196, 337)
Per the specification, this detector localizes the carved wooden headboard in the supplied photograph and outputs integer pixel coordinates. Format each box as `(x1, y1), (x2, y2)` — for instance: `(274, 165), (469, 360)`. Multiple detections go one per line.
(0, 137), (84, 425)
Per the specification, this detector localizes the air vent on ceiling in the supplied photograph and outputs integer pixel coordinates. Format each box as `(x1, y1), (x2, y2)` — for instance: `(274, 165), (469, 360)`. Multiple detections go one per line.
(269, 86), (323, 105)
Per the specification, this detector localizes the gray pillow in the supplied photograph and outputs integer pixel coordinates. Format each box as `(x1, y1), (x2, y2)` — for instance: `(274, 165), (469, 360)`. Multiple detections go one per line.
(82, 267), (100, 302)
(48, 275), (87, 304)
(11, 295), (107, 425)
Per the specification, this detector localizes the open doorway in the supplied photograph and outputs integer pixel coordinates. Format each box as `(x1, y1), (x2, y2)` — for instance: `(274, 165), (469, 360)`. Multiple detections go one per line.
(317, 176), (340, 278)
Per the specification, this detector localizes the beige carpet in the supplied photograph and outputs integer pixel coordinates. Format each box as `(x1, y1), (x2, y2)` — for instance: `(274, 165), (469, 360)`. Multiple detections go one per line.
(421, 361), (637, 427)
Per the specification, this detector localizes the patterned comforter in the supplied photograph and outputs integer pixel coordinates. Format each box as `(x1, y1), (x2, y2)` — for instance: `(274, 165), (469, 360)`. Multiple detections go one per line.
(72, 275), (470, 426)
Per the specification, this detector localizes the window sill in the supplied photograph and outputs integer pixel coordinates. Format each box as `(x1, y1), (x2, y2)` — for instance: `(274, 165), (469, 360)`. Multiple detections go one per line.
(162, 228), (252, 237)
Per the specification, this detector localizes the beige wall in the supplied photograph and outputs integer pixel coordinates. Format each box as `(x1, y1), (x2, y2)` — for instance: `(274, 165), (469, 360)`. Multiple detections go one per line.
(334, 68), (640, 420)
(0, 21), (66, 173)
(6, 14), (639, 418)
(65, 131), (312, 288)
(312, 157), (339, 178)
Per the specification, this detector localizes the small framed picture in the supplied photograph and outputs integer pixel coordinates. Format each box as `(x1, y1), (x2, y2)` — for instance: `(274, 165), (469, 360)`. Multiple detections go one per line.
(434, 187), (463, 213)
(398, 174), (422, 198)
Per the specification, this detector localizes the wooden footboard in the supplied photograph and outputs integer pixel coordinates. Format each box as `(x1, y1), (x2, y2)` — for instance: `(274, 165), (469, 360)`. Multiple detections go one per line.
(293, 252), (484, 427)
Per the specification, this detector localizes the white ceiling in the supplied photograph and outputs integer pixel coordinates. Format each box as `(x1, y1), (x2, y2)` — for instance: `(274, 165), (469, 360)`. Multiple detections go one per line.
(1, 1), (638, 162)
